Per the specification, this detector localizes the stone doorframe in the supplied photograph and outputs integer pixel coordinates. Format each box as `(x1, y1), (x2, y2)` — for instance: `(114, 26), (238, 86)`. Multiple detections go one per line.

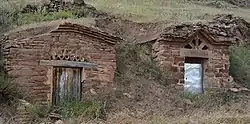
(39, 60), (97, 105)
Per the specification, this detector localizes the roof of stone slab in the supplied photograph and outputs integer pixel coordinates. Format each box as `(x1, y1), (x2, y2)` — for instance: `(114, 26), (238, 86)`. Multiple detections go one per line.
(4, 19), (123, 45)
(139, 14), (250, 45)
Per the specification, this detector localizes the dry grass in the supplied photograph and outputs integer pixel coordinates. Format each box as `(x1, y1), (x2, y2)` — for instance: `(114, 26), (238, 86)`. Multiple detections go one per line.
(5, 17), (96, 34)
(1, 0), (50, 11)
(149, 105), (250, 124)
(57, 97), (250, 124)
(3, 0), (250, 27)
(86, 0), (250, 23)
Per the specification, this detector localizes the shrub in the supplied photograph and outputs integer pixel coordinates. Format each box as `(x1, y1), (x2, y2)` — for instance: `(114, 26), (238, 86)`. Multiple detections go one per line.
(16, 10), (76, 25)
(28, 100), (105, 123)
(0, 1), (18, 33)
(116, 42), (171, 86)
(28, 104), (51, 123)
(182, 92), (201, 102)
(1, 1), (77, 30)
(58, 100), (104, 121)
(229, 46), (250, 88)
(0, 44), (22, 104)
(0, 0), (78, 29)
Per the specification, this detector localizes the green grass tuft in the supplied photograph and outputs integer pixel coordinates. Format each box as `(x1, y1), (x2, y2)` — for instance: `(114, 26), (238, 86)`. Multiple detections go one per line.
(15, 10), (77, 26)
(59, 100), (102, 120)
(229, 46), (250, 88)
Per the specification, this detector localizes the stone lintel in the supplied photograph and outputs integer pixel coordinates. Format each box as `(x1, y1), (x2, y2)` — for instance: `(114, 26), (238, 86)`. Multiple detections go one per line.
(180, 48), (211, 58)
(39, 60), (97, 68)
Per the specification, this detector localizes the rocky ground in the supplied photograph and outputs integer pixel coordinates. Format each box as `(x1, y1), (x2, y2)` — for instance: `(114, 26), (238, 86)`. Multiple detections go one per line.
(226, 0), (250, 7)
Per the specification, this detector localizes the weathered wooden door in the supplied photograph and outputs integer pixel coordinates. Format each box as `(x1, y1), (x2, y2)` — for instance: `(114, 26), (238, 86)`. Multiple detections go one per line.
(184, 63), (203, 94)
(52, 67), (82, 105)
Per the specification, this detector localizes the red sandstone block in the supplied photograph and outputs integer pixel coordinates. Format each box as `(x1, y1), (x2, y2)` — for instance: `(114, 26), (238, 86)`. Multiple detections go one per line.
(32, 91), (49, 95)
(179, 66), (184, 72)
(38, 71), (48, 75)
(224, 64), (229, 69)
(205, 68), (216, 73)
(215, 72), (223, 77)
(29, 76), (48, 82)
(171, 50), (180, 55)
(86, 73), (99, 78)
(214, 64), (224, 69)
(174, 56), (185, 62)
(219, 68), (229, 73)
(17, 61), (39, 66)
(9, 69), (40, 76)
(89, 53), (102, 59)
(170, 66), (178, 72)
(32, 85), (50, 90)
(179, 79), (184, 84)
(205, 72), (214, 77)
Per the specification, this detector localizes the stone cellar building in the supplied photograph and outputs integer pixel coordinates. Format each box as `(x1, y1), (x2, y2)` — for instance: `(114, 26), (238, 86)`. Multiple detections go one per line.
(1, 21), (122, 105)
(140, 21), (242, 93)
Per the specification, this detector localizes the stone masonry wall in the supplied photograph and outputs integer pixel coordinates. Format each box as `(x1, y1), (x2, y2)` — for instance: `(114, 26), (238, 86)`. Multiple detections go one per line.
(152, 40), (230, 90)
(205, 45), (230, 88)
(4, 34), (52, 104)
(51, 32), (116, 100)
(3, 31), (116, 104)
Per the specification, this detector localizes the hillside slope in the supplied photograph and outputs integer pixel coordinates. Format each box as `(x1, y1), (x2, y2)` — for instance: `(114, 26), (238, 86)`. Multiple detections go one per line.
(86, 0), (250, 23)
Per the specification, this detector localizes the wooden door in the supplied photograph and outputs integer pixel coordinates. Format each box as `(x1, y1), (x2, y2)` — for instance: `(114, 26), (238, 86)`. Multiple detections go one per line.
(52, 67), (82, 105)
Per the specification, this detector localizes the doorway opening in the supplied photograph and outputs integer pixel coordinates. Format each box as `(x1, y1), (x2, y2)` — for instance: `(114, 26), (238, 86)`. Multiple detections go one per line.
(184, 57), (205, 94)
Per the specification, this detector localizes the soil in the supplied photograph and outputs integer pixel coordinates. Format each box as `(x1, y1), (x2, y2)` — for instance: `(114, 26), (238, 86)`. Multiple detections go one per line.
(94, 17), (166, 42)
(0, 106), (13, 123)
